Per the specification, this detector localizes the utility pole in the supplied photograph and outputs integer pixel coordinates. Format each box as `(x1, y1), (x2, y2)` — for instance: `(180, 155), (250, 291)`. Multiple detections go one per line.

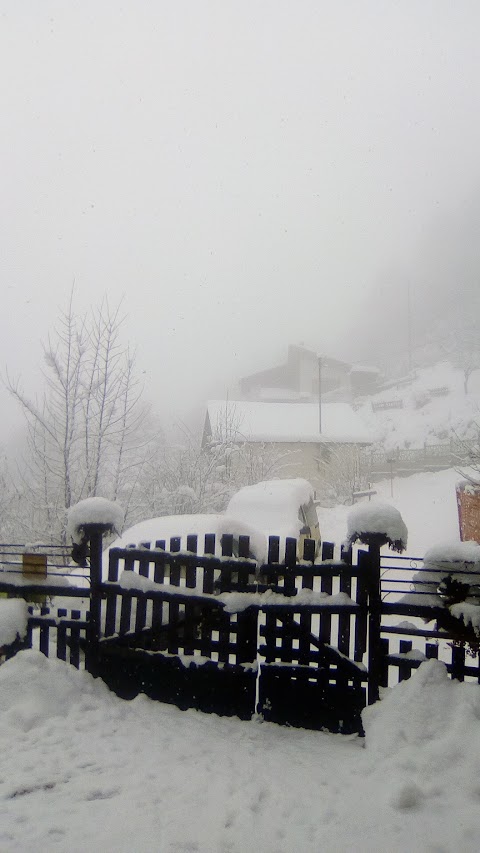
(318, 357), (322, 433)
(407, 283), (413, 374)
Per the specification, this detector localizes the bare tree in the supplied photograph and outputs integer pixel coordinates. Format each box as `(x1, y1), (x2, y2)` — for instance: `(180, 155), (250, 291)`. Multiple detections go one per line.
(136, 412), (292, 522)
(314, 443), (367, 506)
(5, 293), (154, 543)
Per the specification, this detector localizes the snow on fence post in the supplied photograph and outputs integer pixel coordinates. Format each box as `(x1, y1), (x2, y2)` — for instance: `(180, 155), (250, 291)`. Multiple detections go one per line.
(83, 523), (105, 675)
(66, 498), (124, 676)
(365, 541), (382, 705)
(346, 500), (408, 704)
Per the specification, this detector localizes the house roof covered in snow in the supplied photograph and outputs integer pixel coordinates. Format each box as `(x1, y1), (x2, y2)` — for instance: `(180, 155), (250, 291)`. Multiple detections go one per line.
(205, 400), (373, 445)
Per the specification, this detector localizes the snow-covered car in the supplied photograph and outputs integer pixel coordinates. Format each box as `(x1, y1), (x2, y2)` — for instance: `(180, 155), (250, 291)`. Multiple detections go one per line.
(108, 513), (268, 563)
(107, 479), (320, 575)
(226, 478), (321, 558)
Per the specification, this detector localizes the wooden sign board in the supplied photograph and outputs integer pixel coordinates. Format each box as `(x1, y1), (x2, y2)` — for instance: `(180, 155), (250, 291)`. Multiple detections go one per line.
(22, 553), (47, 578)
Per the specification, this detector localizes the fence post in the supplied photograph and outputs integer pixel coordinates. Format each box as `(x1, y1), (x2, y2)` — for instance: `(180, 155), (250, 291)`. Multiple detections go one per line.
(366, 539), (382, 704)
(83, 523), (109, 676)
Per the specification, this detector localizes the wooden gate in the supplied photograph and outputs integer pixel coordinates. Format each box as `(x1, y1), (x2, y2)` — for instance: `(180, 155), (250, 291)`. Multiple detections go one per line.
(255, 542), (368, 733)
(94, 537), (369, 733)
(96, 536), (259, 719)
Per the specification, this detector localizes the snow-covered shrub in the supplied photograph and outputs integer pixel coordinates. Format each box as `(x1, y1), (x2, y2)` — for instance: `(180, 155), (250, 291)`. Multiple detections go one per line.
(405, 540), (480, 650)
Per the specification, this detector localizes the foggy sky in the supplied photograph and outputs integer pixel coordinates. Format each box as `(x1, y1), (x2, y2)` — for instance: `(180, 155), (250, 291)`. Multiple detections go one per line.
(1, 1), (480, 444)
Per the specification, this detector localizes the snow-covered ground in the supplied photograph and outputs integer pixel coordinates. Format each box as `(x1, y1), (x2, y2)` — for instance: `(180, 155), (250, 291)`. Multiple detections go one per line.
(1, 651), (480, 852)
(318, 466), (461, 557)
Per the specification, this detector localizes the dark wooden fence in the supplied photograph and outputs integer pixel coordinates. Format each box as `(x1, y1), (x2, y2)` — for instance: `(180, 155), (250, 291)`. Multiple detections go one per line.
(0, 530), (479, 735)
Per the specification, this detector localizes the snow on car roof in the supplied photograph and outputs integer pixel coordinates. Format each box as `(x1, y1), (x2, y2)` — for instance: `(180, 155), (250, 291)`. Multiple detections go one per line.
(226, 479), (314, 540)
(109, 513), (267, 561)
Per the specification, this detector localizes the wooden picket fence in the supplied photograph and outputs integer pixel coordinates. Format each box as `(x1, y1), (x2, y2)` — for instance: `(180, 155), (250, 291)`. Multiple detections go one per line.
(0, 529), (479, 735)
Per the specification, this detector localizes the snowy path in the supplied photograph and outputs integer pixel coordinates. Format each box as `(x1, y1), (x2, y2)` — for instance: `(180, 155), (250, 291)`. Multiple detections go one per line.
(1, 652), (480, 852)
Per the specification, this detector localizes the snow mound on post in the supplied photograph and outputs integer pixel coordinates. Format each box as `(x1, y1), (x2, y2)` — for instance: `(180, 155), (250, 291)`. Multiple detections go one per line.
(66, 497), (124, 544)
(346, 500), (407, 552)
(0, 600), (28, 647)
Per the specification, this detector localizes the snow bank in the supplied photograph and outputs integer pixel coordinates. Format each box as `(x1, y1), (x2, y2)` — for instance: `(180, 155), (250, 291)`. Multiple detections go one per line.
(66, 497), (124, 544)
(0, 650), (112, 733)
(363, 660), (480, 811)
(1, 652), (480, 850)
(0, 599), (28, 647)
(346, 501), (408, 551)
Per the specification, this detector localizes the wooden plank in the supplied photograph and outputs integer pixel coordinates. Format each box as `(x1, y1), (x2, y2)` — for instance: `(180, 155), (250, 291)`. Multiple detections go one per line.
(167, 536), (181, 651)
(104, 588), (118, 638)
(301, 537), (316, 562)
(321, 542), (334, 561)
(262, 610), (278, 664)
(56, 608), (67, 661)
(202, 535), (215, 594)
(39, 607), (50, 657)
(354, 550), (368, 663)
(237, 536), (253, 589)
(120, 592), (133, 636)
(338, 567), (352, 657)
(398, 639), (413, 682)
(66, 610), (82, 669)
(380, 638), (390, 688)
(366, 543), (382, 704)
(299, 562), (314, 666)
(138, 547), (151, 579)
(108, 550), (120, 582)
(319, 565), (333, 643)
(185, 536), (198, 589)
(134, 594), (148, 635)
(22, 552), (47, 579)
(451, 644), (466, 682)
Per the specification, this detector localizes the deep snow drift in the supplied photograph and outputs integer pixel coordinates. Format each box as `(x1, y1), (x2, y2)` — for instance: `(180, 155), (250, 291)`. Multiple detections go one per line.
(0, 651), (479, 852)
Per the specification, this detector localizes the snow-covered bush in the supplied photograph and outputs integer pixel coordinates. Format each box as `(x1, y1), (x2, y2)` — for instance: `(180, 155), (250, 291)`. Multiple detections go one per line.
(408, 540), (480, 606)
(406, 540), (480, 649)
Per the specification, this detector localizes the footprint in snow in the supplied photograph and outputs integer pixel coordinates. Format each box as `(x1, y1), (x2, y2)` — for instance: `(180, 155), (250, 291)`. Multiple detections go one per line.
(83, 786), (121, 801)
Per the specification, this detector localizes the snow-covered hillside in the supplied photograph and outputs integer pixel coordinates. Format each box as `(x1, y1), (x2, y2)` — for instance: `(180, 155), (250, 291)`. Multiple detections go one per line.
(318, 467), (461, 556)
(356, 362), (480, 452)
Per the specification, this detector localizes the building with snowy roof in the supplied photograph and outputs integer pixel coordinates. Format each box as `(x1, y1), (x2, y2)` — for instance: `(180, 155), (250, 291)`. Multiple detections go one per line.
(203, 400), (373, 503)
(239, 345), (380, 403)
